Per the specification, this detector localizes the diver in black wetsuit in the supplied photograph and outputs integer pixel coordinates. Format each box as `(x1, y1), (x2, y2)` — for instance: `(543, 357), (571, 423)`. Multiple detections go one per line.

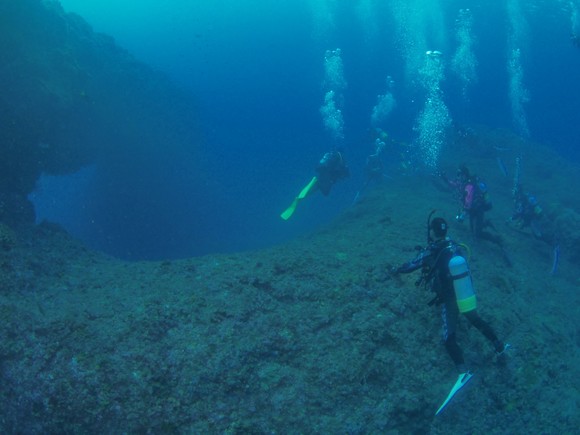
(508, 184), (545, 239)
(442, 166), (502, 246)
(315, 150), (350, 196)
(393, 216), (508, 374)
(280, 150), (349, 220)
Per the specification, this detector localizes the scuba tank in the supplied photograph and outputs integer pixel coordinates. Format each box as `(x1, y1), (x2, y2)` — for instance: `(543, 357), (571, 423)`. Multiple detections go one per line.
(448, 255), (477, 313)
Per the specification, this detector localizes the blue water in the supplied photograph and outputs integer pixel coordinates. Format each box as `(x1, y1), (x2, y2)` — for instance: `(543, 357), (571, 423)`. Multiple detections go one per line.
(35, 0), (580, 260)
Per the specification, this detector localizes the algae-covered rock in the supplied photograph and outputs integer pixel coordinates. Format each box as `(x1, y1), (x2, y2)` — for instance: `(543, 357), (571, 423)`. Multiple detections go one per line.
(0, 223), (17, 251)
(554, 206), (580, 262)
(1, 127), (578, 433)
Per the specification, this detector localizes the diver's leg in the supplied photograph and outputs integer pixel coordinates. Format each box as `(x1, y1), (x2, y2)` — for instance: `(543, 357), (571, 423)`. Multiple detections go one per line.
(469, 211), (476, 236)
(530, 219), (543, 239)
(479, 230), (503, 246)
(475, 210), (504, 246)
(474, 210), (484, 238)
(442, 302), (466, 371)
(464, 310), (503, 352)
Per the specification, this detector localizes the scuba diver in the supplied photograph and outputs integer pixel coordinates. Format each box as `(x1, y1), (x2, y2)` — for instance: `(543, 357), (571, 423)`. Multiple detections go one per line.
(392, 213), (509, 414)
(365, 139), (386, 182)
(353, 134), (387, 204)
(281, 150), (349, 220)
(440, 165), (471, 220)
(507, 184), (561, 274)
(508, 184), (544, 239)
(441, 165), (503, 247)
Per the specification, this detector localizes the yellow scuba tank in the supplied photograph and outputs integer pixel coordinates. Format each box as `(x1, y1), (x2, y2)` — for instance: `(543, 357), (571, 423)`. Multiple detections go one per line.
(448, 255), (477, 313)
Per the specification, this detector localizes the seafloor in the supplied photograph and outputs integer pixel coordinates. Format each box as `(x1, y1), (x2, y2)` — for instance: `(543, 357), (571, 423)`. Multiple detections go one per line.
(1, 128), (579, 433)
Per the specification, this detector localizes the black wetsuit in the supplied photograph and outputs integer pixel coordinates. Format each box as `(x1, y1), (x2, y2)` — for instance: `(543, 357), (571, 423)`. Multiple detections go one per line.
(396, 238), (503, 371)
(512, 191), (544, 238)
(465, 182), (504, 246)
(315, 151), (350, 196)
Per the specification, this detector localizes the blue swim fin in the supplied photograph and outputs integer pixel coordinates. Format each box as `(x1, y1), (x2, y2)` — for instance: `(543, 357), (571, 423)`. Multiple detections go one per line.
(435, 371), (473, 416)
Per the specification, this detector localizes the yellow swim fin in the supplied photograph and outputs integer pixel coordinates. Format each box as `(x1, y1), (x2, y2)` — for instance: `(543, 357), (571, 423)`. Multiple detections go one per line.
(281, 198), (299, 220)
(280, 177), (318, 220)
(298, 177), (318, 199)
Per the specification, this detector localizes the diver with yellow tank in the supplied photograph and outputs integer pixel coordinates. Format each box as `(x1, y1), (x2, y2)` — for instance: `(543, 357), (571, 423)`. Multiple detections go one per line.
(392, 212), (509, 415)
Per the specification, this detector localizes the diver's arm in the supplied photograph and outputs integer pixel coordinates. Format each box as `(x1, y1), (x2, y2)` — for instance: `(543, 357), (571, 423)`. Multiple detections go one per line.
(394, 249), (430, 274)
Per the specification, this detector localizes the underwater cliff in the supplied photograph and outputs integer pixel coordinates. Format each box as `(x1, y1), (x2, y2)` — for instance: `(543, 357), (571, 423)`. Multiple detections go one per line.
(0, 0), (201, 229)
(1, 128), (579, 433)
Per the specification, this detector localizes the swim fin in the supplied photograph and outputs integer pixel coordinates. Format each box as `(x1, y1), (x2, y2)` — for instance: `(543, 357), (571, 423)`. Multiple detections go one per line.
(435, 371), (473, 416)
(280, 177), (318, 220)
